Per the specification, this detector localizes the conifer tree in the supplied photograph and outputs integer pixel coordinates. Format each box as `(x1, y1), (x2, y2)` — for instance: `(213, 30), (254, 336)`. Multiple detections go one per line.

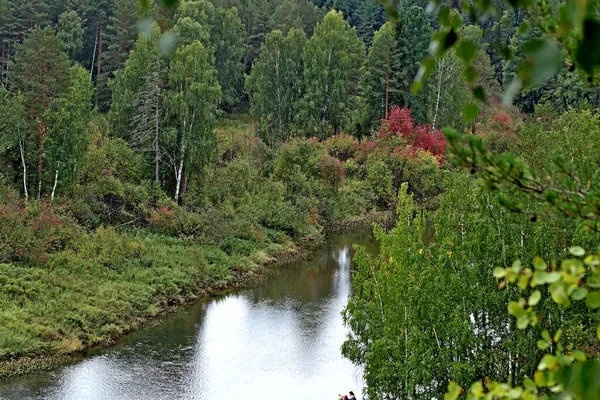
(97, 0), (139, 112)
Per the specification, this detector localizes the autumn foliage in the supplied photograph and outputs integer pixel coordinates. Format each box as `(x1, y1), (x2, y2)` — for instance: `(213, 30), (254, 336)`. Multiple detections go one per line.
(378, 106), (446, 161)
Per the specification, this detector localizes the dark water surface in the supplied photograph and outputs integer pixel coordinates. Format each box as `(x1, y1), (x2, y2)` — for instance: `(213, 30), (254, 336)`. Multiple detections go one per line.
(0, 233), (378, 400)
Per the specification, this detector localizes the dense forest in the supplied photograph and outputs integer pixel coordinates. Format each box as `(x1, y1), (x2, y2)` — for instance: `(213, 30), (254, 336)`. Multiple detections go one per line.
(1, 0), (600, 397)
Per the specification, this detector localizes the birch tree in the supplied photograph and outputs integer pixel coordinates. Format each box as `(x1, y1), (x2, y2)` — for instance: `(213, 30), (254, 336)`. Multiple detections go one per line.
(165, 40), (221, 203)
(246, 28), (306, 151)
(45, 64), (93, 201)
(299, 10), (364, 139)
(0, 88), (29, 202)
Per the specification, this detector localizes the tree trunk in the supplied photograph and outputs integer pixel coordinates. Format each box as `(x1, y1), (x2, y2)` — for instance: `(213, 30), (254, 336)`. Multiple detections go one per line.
(19, 138), (28, 203)
(51, 168), (59, 201)
(97, 24), (103, 79)
(432, 59), (443, 132)
(1, 34), (5, 88)
(154, 86), (160, 185)
(37, 59), (49, 200)
(174, 146), (184, 203)
(90, 24), (99, 79)
(174, 118), (186, 203)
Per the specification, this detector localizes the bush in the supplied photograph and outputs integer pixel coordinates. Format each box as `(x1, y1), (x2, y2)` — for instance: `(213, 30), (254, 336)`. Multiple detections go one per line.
(0, 200), (82, 265)
(323, 134), (358, 161)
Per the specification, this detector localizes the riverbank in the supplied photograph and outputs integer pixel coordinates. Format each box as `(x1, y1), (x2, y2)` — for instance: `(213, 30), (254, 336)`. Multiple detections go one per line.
(0, 212), (390, 379)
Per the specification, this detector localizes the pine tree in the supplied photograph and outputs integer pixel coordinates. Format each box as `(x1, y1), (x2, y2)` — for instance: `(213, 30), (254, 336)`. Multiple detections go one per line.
(299, 10), (365, 139)
(97, 0), (139, 112)
(246, 0), (271, 69)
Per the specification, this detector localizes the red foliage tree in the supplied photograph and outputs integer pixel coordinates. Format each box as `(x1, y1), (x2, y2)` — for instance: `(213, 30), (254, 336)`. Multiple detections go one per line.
(378, 106), (446, 161)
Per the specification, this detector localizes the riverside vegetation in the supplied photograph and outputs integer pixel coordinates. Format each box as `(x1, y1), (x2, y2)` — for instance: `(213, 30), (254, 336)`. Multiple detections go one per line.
(2, 0), (600, 397)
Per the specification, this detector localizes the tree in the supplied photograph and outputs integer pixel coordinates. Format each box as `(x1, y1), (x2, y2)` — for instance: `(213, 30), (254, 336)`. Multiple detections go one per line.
(268, 0), (324, 37)
(56, 10), (84, 59)
(11, 26), (69, 199)
(45, 64), (94, 200)
(110, 24), (166, 184)
(176, 0), (248, 110)
(361, 22), (396, 129)
(165, 40), (221, 203)
(246, 0), (271, 69)
(246, 28), (306, 152)
(97, 0), (139, 112)
(0, 88), (28, 201)
(299, 10), (365, 139)
(392, 5), (432, 122)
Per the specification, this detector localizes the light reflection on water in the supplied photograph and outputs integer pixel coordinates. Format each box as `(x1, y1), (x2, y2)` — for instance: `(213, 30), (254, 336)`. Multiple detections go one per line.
(0, 234), (376, 400)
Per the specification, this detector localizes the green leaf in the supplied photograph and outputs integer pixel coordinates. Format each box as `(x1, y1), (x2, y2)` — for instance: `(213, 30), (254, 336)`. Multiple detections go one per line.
(441, 29), (458, 53)
(445, 381), (462, 400)
(569, 246), (585, 256)
(542, 330), (551, 341)
(586, 292), (600, 309)
(529, 290), (542, 306)
(462, 103), (480, 122)
(533, 257), (547, 271)
(572, 287), (588, 301)
(463, 66), (478, 83)
(456, 40), (478, 63)
(538, 354), (558, 370)
(473, 86), (486, 102)
(571, 350), (587, 362)
(554, 329), (562, 343)
(508, 301), (524, 317)
(575, 19), (600, 75)
(546, 272), (561, 283)
(519, 38), (562, 88)
(493, 267), (506, 278)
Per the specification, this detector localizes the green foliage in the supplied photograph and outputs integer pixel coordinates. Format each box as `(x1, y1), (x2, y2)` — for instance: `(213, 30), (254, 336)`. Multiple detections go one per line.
(299, 10), (365, 139)
(246, 28), (306, 149)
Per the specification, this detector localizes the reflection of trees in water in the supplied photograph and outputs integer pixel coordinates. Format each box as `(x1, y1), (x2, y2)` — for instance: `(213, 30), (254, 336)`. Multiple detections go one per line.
(2, 233), (377, 399)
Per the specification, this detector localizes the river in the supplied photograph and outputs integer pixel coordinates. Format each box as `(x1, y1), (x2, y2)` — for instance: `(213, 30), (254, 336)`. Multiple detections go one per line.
(0, 233), (378, 400)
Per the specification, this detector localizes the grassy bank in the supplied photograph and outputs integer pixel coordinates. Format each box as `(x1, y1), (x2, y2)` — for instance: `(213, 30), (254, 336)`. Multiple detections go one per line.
(0, 211), (391, 379)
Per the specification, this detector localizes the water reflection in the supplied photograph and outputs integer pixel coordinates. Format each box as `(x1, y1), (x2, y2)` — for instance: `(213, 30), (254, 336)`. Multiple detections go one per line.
(0, 234), (376, 400)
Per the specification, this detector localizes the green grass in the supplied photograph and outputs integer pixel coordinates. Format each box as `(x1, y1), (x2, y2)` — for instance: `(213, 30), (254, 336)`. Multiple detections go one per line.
(0, 229), (292, 366)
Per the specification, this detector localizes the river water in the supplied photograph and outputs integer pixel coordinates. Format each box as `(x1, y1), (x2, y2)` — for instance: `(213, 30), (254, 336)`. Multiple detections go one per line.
(0, 233), (378, 400)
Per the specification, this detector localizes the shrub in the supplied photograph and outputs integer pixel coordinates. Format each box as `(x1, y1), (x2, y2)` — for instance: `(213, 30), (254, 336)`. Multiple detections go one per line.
(0, 200), (82, 265)
(323, 134), (358, 161)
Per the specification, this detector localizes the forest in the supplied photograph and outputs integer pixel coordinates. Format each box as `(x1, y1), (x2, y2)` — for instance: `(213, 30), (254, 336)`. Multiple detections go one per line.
(1, 0), (600, 398)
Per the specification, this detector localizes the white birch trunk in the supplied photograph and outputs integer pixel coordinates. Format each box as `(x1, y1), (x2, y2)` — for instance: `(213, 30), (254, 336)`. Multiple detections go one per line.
(19, 138), (28, 203)
(51, 168), (59, 201)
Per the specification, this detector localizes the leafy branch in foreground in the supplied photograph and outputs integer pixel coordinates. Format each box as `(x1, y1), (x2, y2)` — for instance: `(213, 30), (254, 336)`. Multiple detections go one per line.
(443, 127), (600, 224)
(446, 246), (600, 399)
